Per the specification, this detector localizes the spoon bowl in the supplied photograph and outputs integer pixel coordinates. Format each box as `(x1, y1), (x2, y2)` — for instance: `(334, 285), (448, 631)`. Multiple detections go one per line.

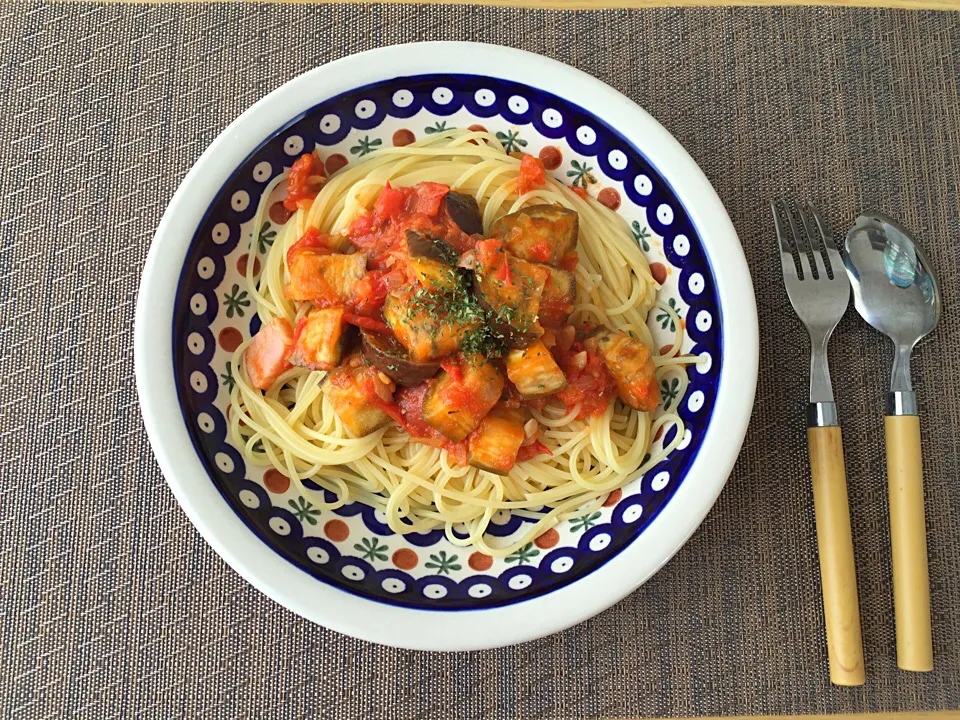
(844, 212), (940, 392)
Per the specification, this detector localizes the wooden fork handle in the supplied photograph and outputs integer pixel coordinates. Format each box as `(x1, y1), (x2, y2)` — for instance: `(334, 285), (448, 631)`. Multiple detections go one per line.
(807, 425), (866, 686)
(885, 414), (934, 671)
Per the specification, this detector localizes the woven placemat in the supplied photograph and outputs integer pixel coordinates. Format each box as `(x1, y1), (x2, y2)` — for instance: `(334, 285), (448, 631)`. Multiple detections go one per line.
(1, 3), (959, 718)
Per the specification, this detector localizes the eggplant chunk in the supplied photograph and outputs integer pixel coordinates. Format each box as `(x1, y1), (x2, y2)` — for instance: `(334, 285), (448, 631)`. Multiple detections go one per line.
(286, 251), (366, 304)
(444, 192), (483, 235)
(474, 254), (548, 348)
(468, 403), (526, 475)
(589, 329), (661, 412)
(324, 353), (392, 436)
(404, 230), (460, 292)
(422, 358), (504, 442)
(490, 205), (579, 266)
(383, 290), (480, 362)
(361, 330), (441, 387)
(409, 257), (459, 292)
(536, 265), (576, 328)
(288, 307), (346, 371)
(405, 230), (459, 264)
(506, 340), (567, 396)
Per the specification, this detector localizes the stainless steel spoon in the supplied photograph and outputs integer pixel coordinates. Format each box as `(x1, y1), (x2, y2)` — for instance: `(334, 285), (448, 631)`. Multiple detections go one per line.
(844, 212), (940, 672)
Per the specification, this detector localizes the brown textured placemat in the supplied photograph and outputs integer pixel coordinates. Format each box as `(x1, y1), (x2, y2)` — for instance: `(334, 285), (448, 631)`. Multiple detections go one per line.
(1, 4), (959, 718)
(95, 0), (960, 13)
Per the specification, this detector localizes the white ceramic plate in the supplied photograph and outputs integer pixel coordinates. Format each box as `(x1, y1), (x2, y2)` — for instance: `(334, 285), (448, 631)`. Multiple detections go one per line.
(135, 42), (758, 650)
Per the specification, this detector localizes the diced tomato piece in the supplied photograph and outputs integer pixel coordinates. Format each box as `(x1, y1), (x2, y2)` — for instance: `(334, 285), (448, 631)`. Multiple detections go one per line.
(293, 315), (309, 342)
(440, 358), (463, 385)
(286, 228), (332, 265)
(517, 440), (552, 462)
(354, 268), (407, 315)
(570, 185), (588, 200)
(495, 258), (512, 284)
(283, 153), (326, 211)
(413, 182), (449, 216)
(343, 313), (390, 334)
(517, 155), (546, 195)
(474, 238), (504, 272)
(372, 399), (406, 426)
(528, 240), (554, 264)
(373, 183), (409, 221)
(439, 221), (479, 256)
(244, 317), (295, 390)
(349, 212), (377, 238)
(353, 272), (387, 314)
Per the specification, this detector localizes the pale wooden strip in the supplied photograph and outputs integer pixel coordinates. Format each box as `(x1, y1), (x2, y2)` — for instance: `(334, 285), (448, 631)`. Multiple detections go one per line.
(689, 715), (960, 720)
(66, 0), (960, 11)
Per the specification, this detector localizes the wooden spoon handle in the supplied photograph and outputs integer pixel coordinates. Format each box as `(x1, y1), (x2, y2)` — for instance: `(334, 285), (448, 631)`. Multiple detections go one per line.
(885, 414), (934, 671)
(807, 425), (866, 686)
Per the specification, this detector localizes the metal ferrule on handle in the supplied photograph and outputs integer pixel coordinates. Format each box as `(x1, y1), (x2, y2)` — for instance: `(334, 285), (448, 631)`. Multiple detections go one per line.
(887, 390), (918, 416)
(808, 401), (839, 428)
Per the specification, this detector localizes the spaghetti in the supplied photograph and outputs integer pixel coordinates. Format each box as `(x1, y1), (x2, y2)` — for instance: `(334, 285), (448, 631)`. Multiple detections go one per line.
(227, 129), (690, 557)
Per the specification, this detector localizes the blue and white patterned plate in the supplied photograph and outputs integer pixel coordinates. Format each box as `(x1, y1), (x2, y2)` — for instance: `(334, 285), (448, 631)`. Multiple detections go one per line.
(136, 43), (758, 650)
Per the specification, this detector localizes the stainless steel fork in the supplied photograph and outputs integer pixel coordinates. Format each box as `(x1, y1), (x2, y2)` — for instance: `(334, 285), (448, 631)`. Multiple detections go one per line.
(772, 200), (865, 686)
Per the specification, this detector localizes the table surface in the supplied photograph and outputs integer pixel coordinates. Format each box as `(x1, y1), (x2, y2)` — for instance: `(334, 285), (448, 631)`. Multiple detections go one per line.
(1, 3), (959, 719)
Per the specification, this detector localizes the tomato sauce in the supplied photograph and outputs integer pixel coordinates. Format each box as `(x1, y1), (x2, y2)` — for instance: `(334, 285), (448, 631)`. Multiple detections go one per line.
(330, 182), (480, 329)
(554, 341), (617, 419)
(516, 155), (546, 196)
(342, 314), (390, 334)
(517, 440), (551, 462)
(394, 385), (468, 464)
(349, 183), (476, 273)
(280, 174), (622, 472)
(283, 153), (326, 211)
(286, 228), (332, 265)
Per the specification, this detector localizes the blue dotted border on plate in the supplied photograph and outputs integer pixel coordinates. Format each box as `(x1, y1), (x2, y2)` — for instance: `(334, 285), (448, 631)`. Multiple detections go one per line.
(172, 73), (723, 610)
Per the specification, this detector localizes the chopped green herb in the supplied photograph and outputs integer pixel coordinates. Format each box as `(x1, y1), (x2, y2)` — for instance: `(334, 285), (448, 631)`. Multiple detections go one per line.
(404, 272), (487, 331)
(432, 238), (460, 265)
(460, 325), (507, 358)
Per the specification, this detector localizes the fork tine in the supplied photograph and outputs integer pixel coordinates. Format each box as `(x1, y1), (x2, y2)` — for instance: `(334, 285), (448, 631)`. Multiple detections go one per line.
(771, 200), (800, 283)
(807, 202), (843, 275)
(797, 203), (830, 279)
(784, 200), (814, 280)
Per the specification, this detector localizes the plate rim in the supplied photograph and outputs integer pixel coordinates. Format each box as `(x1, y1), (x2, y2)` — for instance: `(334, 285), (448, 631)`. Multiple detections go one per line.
(135, 40), (758, 650)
